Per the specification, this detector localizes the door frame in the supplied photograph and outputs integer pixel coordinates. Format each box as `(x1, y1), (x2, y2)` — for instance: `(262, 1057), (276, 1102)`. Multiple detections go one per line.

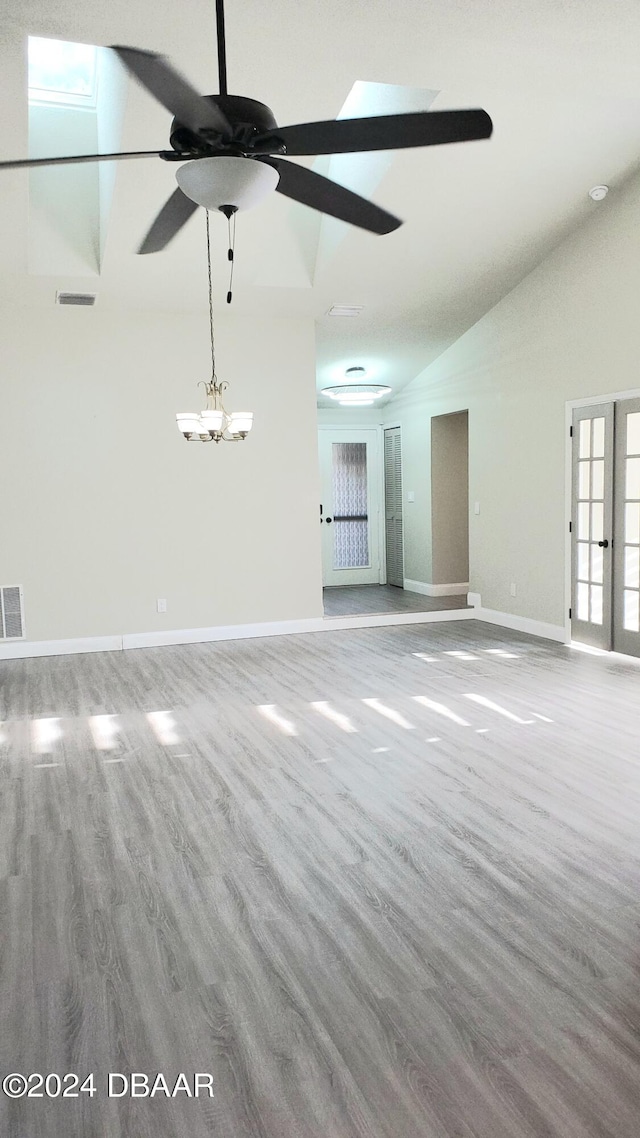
(564, 385), (640, 648)
(318, 423), (386, 585)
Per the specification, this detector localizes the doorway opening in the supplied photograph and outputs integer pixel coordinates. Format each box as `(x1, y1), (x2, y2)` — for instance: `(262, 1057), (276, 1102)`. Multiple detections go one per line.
(430, 411), (469, 591)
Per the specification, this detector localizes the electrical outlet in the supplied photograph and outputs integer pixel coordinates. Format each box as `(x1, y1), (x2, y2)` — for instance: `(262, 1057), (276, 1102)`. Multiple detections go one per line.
(510, 583), (517, 597)
(157, 598), (167, 613)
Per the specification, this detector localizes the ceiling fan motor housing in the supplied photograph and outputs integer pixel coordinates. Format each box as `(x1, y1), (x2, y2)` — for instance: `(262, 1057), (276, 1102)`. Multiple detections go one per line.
(170, 95), (280, 153)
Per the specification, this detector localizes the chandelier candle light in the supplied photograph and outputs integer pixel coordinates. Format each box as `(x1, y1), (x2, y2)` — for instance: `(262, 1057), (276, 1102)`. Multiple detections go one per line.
(176, 210), (253, 443)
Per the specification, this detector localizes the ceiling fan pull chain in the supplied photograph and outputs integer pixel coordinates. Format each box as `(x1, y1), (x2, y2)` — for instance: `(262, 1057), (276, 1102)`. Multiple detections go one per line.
(226, 210), (236, 304)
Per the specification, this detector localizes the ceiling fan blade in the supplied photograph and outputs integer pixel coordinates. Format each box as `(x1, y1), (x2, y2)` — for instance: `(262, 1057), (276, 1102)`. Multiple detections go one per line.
(260, 157), (401, 235)
(138, 187), (200, 254)
(251, 108), (492, 156)
(111, 46), (232, 139)
(0, 150), (163, 171)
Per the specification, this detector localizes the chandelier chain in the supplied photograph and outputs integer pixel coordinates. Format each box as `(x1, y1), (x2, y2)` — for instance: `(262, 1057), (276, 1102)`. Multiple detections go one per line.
(206, 209), (216, 383)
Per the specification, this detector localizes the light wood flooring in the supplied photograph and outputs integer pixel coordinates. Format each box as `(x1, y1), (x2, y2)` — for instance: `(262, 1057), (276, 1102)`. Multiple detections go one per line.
(323, 584), (470, 616)
(1, 620), (640, 1137)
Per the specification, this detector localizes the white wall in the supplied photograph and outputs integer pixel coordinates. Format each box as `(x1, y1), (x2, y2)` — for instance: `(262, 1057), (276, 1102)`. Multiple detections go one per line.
(384, 165), (640, 626)
(0, 306), (323, 641)
(316, 406), (384, 427)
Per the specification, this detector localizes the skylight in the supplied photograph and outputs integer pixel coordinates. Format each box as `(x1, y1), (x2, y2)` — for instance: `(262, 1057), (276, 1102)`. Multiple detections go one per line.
(28, 36), (98, 106)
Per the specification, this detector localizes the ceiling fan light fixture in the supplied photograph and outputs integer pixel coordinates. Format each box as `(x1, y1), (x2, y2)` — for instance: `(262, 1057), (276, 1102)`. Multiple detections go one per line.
(321, 384), (391, 401)
(176, 156), (279, 211)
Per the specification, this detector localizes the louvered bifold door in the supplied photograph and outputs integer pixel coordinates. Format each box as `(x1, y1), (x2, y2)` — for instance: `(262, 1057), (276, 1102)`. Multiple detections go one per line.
(384, 427), (404, 587)
(571, 404), (614, 649)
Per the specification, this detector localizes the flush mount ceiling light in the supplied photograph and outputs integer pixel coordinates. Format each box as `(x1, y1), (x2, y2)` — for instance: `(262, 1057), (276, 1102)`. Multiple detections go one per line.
(588, 185), (609, 201)
(321, 384), (391, 403)
(176, 212), (253, 444)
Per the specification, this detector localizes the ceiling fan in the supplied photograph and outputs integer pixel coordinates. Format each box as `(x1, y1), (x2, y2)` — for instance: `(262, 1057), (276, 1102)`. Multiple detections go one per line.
(0, 0), (493, 253)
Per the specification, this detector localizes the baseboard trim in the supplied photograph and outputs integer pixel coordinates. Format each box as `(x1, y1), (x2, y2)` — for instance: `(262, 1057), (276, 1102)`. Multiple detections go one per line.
(124, 608), (477, 649)
(0, 603), (566, 661)
(0, 635), (123, 661)
(404, 578), (470, 597)
(320, 608), (476, 632)
(474, 606), (566, 643)
(0, 609), (478, 660)
(122, 618), (327, 650)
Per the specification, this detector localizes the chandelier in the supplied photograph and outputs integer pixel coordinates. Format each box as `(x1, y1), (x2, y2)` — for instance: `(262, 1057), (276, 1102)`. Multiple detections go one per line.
(176, 211), (253, 443)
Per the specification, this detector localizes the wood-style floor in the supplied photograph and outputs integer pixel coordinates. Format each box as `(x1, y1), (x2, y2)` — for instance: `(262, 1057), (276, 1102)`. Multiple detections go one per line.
(323, 584), (470, 616)
(1, 621), (640, 1137)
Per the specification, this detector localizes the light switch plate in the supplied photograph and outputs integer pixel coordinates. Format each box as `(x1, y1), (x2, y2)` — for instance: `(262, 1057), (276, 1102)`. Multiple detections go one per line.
(474, 501), (480, 515)
(407, 491), (415, 503)
(157, 598), (167, 613)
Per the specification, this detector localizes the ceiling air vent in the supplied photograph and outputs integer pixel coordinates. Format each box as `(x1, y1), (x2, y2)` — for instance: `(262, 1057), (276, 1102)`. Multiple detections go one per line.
(0, 585), (25, 640)
(327, 305), (364, 317)
(56, 291), (97, 306)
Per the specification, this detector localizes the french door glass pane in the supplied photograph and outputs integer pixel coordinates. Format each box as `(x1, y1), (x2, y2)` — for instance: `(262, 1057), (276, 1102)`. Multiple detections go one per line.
(592, 417), (605, 458)
(591, 544), (603, 584)
(624, 590), (640, 631)
(626, 457), (640, 500)
(591, 460), (604, 500)
(578, 502), (590, 539)
(578, 461), (590, 499)
(590, 585), (603, 624)
(591, 502), (604, 542)
(626, 502), (640, 544)
(624, 545), (640, 588)
(577, 542), (589, 580)
(577, 582), (589, 621)
(332, 442), (369, 569)
(627, 412), (640, 456)
(579, 418), (591, 458)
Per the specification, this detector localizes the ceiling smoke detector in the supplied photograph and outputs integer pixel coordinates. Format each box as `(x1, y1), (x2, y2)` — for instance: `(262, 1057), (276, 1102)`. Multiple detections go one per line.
(588, 185), (609, 201)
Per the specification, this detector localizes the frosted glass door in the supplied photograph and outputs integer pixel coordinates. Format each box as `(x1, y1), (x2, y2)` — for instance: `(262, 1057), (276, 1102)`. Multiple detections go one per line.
(319, 429), (381, 587)
(613, 398), (640, 657)
(571, 404), (614, 649)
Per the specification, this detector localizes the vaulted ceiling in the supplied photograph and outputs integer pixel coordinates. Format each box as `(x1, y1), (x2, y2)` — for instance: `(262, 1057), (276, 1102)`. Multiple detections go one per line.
(3, 0), (640, 405)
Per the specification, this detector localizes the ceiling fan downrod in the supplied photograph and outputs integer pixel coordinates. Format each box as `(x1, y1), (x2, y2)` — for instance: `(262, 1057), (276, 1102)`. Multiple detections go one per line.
(216, 0), (228, 97)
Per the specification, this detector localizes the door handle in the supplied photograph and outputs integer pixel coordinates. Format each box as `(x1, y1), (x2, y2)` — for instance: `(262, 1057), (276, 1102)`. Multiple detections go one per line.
(326, 517), (332, 524)
(598, 539), (609, 548)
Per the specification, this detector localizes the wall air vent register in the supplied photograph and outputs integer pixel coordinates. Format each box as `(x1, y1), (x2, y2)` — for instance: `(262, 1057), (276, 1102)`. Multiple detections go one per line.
(0, 586), (25, 640)
(56, 292), (97, 306)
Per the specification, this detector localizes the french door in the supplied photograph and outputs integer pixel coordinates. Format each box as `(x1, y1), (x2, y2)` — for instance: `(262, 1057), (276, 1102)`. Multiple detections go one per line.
(571, 398), (640, 656)
(318, 429), (381, 586)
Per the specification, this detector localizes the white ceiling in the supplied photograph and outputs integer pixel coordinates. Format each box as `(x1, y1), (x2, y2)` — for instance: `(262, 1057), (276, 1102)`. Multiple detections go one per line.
(4, 0), (640, 405)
